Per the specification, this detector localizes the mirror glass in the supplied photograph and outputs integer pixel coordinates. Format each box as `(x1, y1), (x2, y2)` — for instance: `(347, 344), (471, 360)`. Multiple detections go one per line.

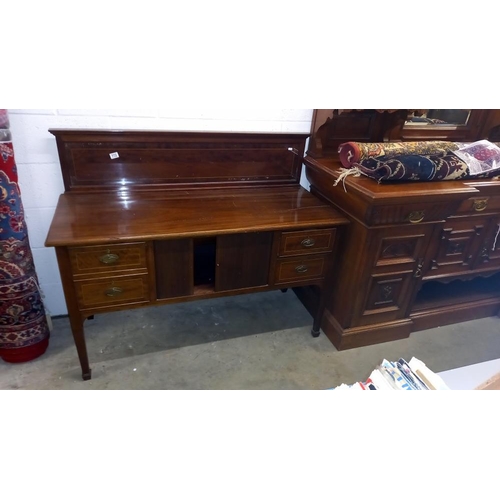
(404, 109), (471, 127)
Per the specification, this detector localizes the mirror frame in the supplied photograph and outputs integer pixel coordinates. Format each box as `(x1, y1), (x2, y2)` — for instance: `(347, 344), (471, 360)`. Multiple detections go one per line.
(398, 109), (488, 141)
(306, 109), (500, 160)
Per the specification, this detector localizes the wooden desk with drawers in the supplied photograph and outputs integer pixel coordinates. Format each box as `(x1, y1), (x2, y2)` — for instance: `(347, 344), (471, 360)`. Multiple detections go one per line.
(45, 130), (348, 380)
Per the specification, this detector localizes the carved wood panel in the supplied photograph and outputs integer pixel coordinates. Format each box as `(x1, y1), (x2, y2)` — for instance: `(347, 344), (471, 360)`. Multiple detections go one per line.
(474, 217), (500, 271)
(352, 224), (435, 327)
(374, 230), (432, 268)
(361, 270), (414, 320)
(426, 217), (489, 278)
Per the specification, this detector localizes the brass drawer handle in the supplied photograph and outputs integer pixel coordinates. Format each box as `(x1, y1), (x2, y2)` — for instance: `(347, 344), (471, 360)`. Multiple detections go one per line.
(105, 286), (123, 297)
(99, 253), (120, 264)
(407, 211), (425, 224)
(473, 199), (488, 212)
(295, 265), (308, 274)
(301, 238), (316, 248)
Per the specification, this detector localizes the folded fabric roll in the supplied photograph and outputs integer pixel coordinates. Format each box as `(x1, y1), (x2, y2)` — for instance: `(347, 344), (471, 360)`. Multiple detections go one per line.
(338, 141), (460, 168)
(354, 153), (470, 182)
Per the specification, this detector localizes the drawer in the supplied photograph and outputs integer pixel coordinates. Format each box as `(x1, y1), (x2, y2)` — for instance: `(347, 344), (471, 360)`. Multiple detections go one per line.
(367, 201), (456, 226)
(455, 195), (500, 216)
(69, 243), (147, 276)
(274, 255), (328, 285)
(279, 229), (336, 256)
(75, 274), (150, 310)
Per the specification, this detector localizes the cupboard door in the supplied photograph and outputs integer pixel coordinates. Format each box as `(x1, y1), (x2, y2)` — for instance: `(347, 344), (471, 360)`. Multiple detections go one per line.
(474, 217), (500, 272)
(426, 217), (489, 278)
(353, 224), (434, 327)
(215, 232), (273, 291)
(359, 269), (415, 323)
(154, 239), (194, 299)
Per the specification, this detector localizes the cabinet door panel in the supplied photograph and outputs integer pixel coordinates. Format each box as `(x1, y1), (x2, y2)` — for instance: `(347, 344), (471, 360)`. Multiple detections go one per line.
(350, 224), (434, 327)
(154, 239), (194, 299)
(216, 232), (273, 291)
(357, 269), (415, 326)
(426, 217), (489, 278)
(373, 231), (430, 269)
(474, 217), (500, 272)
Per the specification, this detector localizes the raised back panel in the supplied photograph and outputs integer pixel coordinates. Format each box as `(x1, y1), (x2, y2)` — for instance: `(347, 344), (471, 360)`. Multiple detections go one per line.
(49, 129), (308, 192)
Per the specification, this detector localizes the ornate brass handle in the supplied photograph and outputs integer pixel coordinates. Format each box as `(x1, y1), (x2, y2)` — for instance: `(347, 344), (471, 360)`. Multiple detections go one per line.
(295, 265), (308, 274)
(407, 211), (425, 224)
(301, 238), (316, 248)
(99, 253), (120, 264)
(473, 199), (488, 212)
(105, 286), (123, 297)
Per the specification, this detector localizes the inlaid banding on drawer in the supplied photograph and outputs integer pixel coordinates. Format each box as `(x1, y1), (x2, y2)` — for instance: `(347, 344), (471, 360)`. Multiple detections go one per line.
(274, 255), (327, 284)
(75, 275), (150, 309)
(279, 229), (336, 256)
(69, 243), (147, 276)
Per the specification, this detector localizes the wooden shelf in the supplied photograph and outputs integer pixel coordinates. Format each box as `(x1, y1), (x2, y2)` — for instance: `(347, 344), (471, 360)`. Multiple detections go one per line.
(413, 273), (500, 312)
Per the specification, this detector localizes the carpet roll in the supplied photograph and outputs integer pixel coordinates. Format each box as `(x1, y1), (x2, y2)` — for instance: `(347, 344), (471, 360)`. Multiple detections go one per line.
(338, 141), (461, 168)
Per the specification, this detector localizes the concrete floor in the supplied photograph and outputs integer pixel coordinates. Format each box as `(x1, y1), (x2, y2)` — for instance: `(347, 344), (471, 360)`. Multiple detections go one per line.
(1, 290), (500, 389)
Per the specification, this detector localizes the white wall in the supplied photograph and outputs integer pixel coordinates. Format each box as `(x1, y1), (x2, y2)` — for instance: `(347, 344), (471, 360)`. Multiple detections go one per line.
(8, 109), (314, 316)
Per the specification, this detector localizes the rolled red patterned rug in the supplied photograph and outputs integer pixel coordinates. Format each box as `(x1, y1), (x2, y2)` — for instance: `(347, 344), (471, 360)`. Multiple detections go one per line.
(0, 109), (50, 363)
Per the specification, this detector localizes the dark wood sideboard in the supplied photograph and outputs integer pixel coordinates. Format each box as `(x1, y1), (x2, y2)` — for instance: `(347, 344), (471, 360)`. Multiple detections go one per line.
(301, 156), (500, 351)
(45, 130), (349, 380)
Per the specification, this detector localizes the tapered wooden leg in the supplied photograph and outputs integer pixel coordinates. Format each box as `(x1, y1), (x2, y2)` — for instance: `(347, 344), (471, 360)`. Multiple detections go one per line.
(68, 313), (91, 380)
(55, 247), (92, 381)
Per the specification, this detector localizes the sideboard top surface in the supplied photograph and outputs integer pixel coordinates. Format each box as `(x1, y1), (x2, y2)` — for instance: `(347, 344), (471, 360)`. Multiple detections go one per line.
(304, 156), (489, 205)
(45, 186), (349, 247)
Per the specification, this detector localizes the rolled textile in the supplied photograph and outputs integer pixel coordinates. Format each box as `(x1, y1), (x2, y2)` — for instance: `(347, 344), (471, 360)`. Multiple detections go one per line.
(354, 153), (470, 182)
(338, 141), (460, 168)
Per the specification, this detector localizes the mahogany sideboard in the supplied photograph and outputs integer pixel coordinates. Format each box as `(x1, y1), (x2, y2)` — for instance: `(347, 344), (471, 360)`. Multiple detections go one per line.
(45, 130), (349, 380)
(302, 155), (500, 350)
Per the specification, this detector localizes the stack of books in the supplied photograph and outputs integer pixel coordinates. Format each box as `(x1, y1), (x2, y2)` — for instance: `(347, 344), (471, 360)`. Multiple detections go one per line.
(333, 357), (450, 390)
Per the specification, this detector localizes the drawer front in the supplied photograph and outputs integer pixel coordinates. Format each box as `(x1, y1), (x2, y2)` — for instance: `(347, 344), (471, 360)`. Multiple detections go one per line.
(274, 255), (328, 284)
(75, 275), (150, 309)
(279, 229), (336, 256)
(367, 202), (455, 226)
(69, 243), (147, 276)
(455, 195), (500, 216)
